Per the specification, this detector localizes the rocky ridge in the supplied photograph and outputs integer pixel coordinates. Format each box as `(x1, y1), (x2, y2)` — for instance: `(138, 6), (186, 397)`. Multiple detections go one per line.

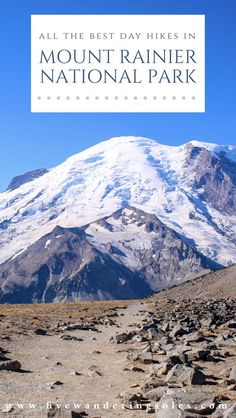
(0, 207), (221, 303)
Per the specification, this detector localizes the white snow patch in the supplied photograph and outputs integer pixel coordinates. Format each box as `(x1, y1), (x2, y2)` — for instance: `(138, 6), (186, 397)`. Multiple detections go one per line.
(45, 239), (51, 249)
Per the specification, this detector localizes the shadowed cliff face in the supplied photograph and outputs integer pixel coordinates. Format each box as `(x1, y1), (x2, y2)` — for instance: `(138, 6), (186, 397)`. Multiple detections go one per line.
(186, 145), (236, 215)
(0, 207), (221, 304)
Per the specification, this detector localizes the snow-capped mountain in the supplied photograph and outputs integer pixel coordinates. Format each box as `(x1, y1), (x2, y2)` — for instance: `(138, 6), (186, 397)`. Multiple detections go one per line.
(0, 136), (235, 269)
(0, 207), (220, 303)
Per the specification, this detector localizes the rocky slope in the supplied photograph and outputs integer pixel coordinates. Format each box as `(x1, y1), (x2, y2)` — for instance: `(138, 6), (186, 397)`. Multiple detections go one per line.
(154, 264), (236, 301)
(0, 266), (235, 417)
(0, 207), (221, 303)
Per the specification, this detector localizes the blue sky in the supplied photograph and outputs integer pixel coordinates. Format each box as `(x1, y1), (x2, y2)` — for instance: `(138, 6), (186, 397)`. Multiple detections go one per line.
(0, 0), (235, 190)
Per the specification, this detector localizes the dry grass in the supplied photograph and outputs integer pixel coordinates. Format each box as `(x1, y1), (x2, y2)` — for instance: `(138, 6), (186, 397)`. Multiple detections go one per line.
(0, 300), (139, 337)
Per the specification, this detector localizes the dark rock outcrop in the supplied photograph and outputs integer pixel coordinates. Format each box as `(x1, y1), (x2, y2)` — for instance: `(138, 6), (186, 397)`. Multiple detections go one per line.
(186, 144), (236, 215)
(7, 168), (48, 191)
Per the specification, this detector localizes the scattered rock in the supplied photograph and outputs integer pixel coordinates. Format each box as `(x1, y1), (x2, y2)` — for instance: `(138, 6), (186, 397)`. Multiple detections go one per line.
(128, 366), (145, 373)
(224, 320), (236, 329)
(103, 317), (117, 326)
(184, 331), (205, 343)
(62, 323), (98, 332)
(130, 383), (139, 388)
(47, 404), (88, 417)
(110, 332), (133, 344)
(145, 386), (167, 401)
(1, 405), (15, 413)
(34, 328), (47, 335)
(148, 328), (164, 340)
(132, 334), (146, 342)
(185, 349), (210, 362)
(200, 317), (214, 328)
(155, 401), (187, 418)
(71, 412), (88, 417)
(85, 365), (103, 378)
(222, 404), (236, 418)
(156, 388), (217, 414)
(60, 334), (83, 341)
(49, 380), (64, 389)
(157, 361), (174, 375)
(140, 376), (166, 392)
(212, 402), (236, 418)
(165, 353), (189, 365)
(121, 392), (150, 410)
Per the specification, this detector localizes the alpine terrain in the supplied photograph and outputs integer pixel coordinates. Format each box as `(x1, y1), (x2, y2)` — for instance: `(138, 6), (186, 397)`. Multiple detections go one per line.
(0, 136), (235, 303)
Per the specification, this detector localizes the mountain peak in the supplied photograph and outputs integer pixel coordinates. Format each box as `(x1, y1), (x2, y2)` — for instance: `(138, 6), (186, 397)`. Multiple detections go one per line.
(0, 136), (236, 268)
(186, 140), (236, 162)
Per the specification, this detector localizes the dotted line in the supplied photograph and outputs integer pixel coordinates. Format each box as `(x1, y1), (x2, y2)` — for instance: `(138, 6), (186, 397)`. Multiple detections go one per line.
(37, 96), (196, 101)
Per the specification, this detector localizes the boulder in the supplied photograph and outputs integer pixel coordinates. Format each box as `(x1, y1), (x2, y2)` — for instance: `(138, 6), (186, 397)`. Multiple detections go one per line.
(110, 332), (133, 344)
(140, 319), (160, 332)
(132, 334), (146, 342)
(148, 327), (164, 340)
(166, 364), (206, 386)
(157, 361), (174, 375)
(127, 352), (141, 362)
(200, 317), (214, 328)
(130, 366), (145, 373)
(49, 380), (64, 389)
(185, 349), (210, 362)
(161, 322), (170, 333)
(156, 388), (217, 414)
(145, 386), (167, 401)
(34, 328), (47, 335)
(0, 351), (7, 361)
(224, 320), (236, 329)
(47, 404), (88, 417)
(165, 354), (189, 365)
(71, 412), (88, 418)
(0, 360), (21, 371)
(184, 331), (205, 343)
(155, 397), (191, 417)
(212, 402), (236, 418)
(223, 404), (236, 418)
(60, 335), (83, 341)
(127, 352), (156, 364)
(215, 334), (236, 348)
(169, 326), (188, 339)
(141, 377), (166, 392)
(62, 323), (98, 332)
(121, 392), (149, 410)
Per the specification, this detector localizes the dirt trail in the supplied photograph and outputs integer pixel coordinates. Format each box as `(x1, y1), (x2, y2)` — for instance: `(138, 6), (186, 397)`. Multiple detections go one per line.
(0, 302), (153, 417)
